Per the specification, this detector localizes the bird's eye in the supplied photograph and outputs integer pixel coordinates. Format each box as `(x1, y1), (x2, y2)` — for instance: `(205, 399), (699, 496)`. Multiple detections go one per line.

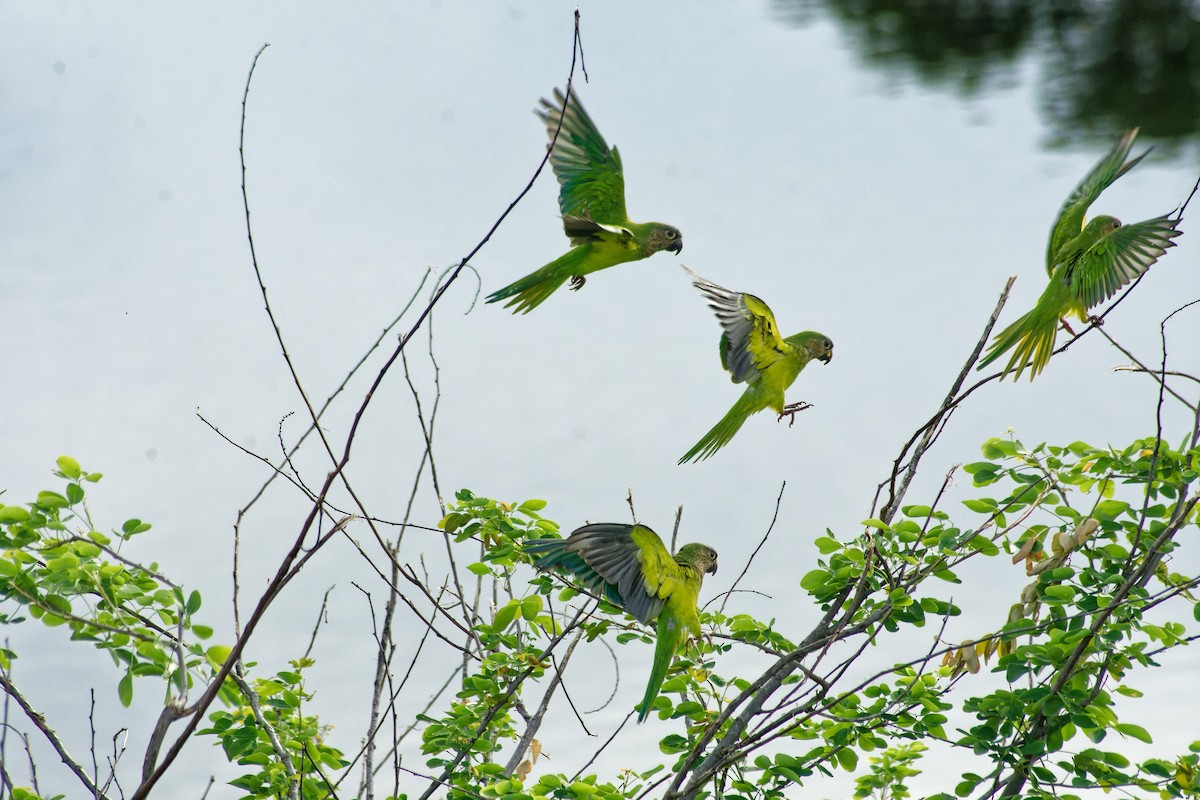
(1112, 220), (1121, 228)
(824, 339), (832, 349)
(665, 229), (677, 239)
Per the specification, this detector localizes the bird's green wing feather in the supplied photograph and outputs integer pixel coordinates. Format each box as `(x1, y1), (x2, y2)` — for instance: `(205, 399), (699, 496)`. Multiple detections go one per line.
(525, 536), (625, 608)
(684, 267), (788, 383)
(1047, 129), (1147, 272)
(1070, 213), (1183, 308)
(529, 523), (684, 624)
(537, 88), (630, 231)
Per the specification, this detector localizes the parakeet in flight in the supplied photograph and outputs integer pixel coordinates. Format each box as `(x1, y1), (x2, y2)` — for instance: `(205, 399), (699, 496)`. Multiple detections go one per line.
(526, 523), (718, 723)
(978, 129), (1183, 380)
(486, 88), (682, 314)
(679, 267), (833, 464)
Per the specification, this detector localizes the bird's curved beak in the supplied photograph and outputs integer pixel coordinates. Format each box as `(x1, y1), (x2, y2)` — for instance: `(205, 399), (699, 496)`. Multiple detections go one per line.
(668, 239), (683, 254)
(708, 561), (718, 575)
(819, 352), (833, 364)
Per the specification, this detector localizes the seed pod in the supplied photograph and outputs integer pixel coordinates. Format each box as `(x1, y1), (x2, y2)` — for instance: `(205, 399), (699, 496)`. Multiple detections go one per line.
(1074, 517), (1099, 546)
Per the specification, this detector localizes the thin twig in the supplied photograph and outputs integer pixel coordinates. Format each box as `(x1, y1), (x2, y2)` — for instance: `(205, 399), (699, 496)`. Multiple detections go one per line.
(669, 504), (683, 554)
(719, 481), (785, 616)
(303, 586), (335, 660)
(0, 669), (109, 800)
(570, 712), (635, 782)
(1094, 326), (1195, 410)
(582, 635), (621, 714)
(881, 276), (1016, 521)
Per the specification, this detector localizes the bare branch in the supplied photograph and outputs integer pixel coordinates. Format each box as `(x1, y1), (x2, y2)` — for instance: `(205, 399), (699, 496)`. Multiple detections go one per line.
(880, 276), (1015, 520)
(504, 629), (586, 773)
(0, 669), (110, 800)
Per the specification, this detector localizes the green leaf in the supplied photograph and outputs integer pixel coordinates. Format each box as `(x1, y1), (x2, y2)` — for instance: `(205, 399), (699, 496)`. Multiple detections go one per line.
(981, 438), (1018, 458)
(186, 590), (202, 614)
(1042, 585), (1076, 603)
(519, 499), (547, 512)
(440, 512), (467, 533)
(800, 569), (829, 592)
(493, 602), (519, 631)
(36, 491), (69, 509)
(466, 562), (491, 576)
(121, 519), (152, 535)
(861, 518), (891, 531)
(1114, 723), (1152, 743)
(118, 673), (133, 707)
(521, 595), (543, 621)
(207, 645), (233, 666)
(814, 536), (841, 554)
(56, 456), (82, 479)
(964, 535), (1000, 556)
(962, 498), (997, 514)
(0, 506), (30, 523)
(73, 541), (102, 558)
(1093, 500), (1130, 520)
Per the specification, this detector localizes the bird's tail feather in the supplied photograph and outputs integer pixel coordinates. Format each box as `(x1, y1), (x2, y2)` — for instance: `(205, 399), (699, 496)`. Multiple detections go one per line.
(678, 391), (756, 464)
(486, 252), (580, 314)
(977, 309), (1059, 381)
(637, 614), (684, 723)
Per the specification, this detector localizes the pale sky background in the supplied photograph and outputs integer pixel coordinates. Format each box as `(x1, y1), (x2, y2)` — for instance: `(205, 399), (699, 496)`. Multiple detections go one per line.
(3, 2), (1199, 798)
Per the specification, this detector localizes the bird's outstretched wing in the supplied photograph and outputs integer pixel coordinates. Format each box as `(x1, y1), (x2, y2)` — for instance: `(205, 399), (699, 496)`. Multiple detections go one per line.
(1048, 129), (1148, 271)
(527, 523), (686, 624)
(1070, 213), (1182, 308)
(684, 267), (788, 383)
(537, 88), (630, 236)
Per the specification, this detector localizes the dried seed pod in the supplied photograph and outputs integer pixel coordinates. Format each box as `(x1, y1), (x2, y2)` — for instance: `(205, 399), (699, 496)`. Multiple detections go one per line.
(1074, 517), (1099, 546)
(962, 641), (981, 674)
(1012, 536), (1038, 565)
(1030, 555), (1063, 575)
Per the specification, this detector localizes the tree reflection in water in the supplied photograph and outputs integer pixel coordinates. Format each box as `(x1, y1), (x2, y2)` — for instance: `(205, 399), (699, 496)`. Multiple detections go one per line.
(772, 0), (1200, 150)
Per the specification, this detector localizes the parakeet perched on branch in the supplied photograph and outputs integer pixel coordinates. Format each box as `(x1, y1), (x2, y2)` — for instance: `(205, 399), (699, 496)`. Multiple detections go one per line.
(979, 129), (1183, 380)
(526, 523), (717, 723)
(679, 267), (833, 464)
(486, 88), (682, 314)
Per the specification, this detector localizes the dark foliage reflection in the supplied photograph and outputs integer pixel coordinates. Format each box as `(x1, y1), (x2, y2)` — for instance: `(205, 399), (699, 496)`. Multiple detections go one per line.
(773, 0), (1200, 150)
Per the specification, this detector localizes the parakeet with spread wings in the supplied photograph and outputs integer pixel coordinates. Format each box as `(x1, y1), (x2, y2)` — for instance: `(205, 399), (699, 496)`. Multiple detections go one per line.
(978, 129), (1183, 380)
(486, 88), (682, 314)
(527, 523), (717, 723)
(680, 267), (833, 464)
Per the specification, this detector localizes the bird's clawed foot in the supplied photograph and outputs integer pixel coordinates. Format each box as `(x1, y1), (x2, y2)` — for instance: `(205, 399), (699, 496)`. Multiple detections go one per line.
(1087, 315), (1105, 328)
(569, 275), (587, 291)
(777, 402), (813, 428)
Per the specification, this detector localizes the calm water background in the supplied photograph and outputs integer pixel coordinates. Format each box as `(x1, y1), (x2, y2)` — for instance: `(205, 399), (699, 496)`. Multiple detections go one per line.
(3, 1), (1200, 796)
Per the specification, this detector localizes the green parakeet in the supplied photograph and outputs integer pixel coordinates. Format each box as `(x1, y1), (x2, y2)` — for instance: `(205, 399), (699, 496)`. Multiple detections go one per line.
(1045, 128), (1147, 273)
(679, 267), (833, 464)
(978, 130), (1182, 380)
(486, 88), (682, 314)
(526, 523), (718, 723)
